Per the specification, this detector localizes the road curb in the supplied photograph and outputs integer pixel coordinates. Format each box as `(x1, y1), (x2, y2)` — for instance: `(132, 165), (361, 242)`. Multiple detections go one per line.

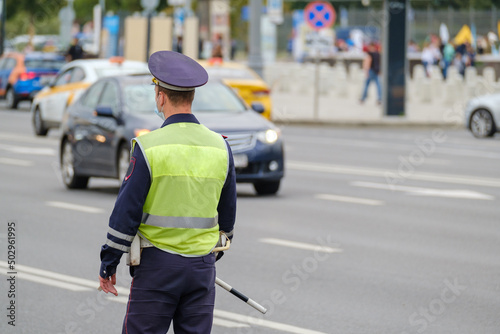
(273, 119), (465, 129)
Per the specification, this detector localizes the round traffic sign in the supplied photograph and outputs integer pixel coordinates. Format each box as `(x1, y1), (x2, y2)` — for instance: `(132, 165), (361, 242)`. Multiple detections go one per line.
(304, 1), (336, 30)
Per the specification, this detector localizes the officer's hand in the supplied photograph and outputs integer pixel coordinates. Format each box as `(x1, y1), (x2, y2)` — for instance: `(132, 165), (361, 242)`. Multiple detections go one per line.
(99, 274), (118, 296)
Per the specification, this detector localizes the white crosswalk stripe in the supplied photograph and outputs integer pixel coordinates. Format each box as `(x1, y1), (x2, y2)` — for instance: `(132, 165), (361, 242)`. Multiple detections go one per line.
(352, 181), (495, 200)
(315, 193), (385, 206)
(0, 157), (34, 166)
(260, 238), (343, 253)
(46, 201), (106, 214)
(2, 144), (56, 156)
(289, 160), (500, 188)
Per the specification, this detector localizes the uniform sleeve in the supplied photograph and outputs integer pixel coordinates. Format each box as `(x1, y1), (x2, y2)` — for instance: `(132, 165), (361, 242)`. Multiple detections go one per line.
(99, 145), (151, 278)
(217, 141), (237, 240)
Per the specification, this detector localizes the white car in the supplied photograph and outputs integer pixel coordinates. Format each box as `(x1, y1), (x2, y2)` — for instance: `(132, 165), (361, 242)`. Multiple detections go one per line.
(465, 94), (500, 138)
(31, 57), (149, 136)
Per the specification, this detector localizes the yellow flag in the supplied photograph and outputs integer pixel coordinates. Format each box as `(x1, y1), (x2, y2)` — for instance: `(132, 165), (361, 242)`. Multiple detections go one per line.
(454, 25), (472, 45)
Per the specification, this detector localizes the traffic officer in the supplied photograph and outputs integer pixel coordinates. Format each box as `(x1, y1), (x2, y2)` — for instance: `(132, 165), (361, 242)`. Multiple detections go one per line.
(98, 50), (237, 334)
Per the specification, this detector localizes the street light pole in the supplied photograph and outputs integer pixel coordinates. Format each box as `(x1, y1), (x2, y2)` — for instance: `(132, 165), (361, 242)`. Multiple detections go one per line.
(382, 0), (407, 116)
(248, 0), (264, 78)
(0, 0), (6, 56)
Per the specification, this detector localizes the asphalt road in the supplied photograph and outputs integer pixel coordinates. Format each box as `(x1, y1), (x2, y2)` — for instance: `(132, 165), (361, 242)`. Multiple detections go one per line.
(1, 102), (500, 334)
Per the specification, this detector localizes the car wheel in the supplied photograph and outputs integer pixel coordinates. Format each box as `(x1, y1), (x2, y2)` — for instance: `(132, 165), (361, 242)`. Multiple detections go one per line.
(117, 144), (130, 181)
(470, 109), (496, 138)
(33, 107), (48, 136)
(253, 180), (280, 195)
(61, 140), (89, 189)
(5, 87), (19, 109)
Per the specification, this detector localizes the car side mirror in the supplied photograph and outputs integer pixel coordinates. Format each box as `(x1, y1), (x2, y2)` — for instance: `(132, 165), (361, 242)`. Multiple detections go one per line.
(251, 102), (265, 114)
(95, 106), (114, 117)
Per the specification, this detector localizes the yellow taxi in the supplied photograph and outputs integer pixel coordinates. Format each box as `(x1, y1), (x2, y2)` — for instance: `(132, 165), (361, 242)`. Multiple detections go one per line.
(31, 57), (149, 136)
(198, 59), (272, 120)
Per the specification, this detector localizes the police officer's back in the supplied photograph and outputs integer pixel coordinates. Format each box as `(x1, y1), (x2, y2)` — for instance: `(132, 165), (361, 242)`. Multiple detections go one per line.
(98, 51), (237, 334)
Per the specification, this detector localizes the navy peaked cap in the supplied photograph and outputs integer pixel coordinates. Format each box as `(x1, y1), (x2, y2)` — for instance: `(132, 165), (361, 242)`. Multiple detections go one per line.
(148, 51), (208, 91)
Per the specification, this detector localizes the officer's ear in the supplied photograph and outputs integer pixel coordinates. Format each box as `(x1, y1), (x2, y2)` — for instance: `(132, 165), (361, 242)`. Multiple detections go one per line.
(155, 89), (161, 103)
(162, 91), (171, 106)
(158, 90), (166, 105)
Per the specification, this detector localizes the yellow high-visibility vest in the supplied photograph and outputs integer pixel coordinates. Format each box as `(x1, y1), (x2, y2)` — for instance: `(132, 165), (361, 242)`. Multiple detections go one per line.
(132, 122), (228, 256)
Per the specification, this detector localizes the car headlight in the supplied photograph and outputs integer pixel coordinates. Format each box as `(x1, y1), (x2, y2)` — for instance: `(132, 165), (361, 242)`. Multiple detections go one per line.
(257, 129), (280, 144)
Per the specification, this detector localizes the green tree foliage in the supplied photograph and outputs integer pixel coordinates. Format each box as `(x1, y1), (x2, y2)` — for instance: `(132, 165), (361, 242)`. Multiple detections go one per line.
(6, 0), (65, 37)
(285, 0), (500, 11)
(6, 0), (500, 41)
(412, 0), (500, 9)
(6, 0), (171, 36)
(73, 0), (155, 23)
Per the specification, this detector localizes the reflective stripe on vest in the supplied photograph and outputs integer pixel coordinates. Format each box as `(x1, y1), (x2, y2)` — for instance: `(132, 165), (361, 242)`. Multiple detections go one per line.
(142, 213), (218, 229)
(133, 122), (228, 256)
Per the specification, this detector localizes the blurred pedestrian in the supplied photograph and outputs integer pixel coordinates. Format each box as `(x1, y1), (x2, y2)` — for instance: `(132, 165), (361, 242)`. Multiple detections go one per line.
(441, 41), (455, 79)
(212, 34), (223, 58)
(230, 39), (237, 60)
(360, 42), (382, 105)
(175, 36), (183, 54)
(464, 42), (476, 67)
(453, 53), (466, 77)
(407, 39), (420, 53)
(66, 37), (83, 62)
(421, 40), (441, 77)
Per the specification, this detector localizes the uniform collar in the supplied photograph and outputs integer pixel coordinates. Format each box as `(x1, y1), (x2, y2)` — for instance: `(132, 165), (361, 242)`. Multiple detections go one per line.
(161, 113), (200, 127)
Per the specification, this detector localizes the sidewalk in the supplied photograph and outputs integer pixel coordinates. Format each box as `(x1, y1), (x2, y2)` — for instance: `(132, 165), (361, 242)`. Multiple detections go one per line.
(271, 91), (466, 128)
(266, 62), (476, 128)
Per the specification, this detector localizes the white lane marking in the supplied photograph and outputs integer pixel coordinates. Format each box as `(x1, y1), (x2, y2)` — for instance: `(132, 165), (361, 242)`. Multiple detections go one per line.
(315, 193), (384, 206)
(0, 261), (130, 295)
(215, 309), (328, 334)
(0, 261), (91, 292)
(0, 157), (34, 166)
(420, 158), (450, 166)
(106, 296), (250, 328)
(3, 271), (91, 291)
(352, 181), (495, 200)
(436, 147), (500, 160)
(284, 136), (500, 160)
(0, 260), (129, 295)
(46, 201), (105, 214)
(2, 145), (56, 156)
(288, 160), (500, 188)
(260, 238), (343, 254)
(212, 318), (251, 328)
(0, 132), (59, 145)
(0, 261), (326, 333)
(288, 161), (394, 177)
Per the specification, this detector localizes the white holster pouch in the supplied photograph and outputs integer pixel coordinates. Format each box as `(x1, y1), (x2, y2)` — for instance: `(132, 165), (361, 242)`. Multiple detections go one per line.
(126, 234), (154, 266)
(126, 235), (141, 266)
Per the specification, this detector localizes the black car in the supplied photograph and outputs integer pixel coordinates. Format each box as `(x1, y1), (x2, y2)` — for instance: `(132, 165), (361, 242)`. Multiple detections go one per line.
(60, 74), (284, 195)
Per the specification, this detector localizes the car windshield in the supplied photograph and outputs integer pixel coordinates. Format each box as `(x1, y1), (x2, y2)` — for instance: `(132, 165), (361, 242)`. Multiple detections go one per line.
(24, 58), (65, 70)
(205, 67), (256, 80)
(123, 83), (156, 114)
(95, 66), (148, 78)
(123, 81), (246, 115)
(192, 82), (246, 112)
